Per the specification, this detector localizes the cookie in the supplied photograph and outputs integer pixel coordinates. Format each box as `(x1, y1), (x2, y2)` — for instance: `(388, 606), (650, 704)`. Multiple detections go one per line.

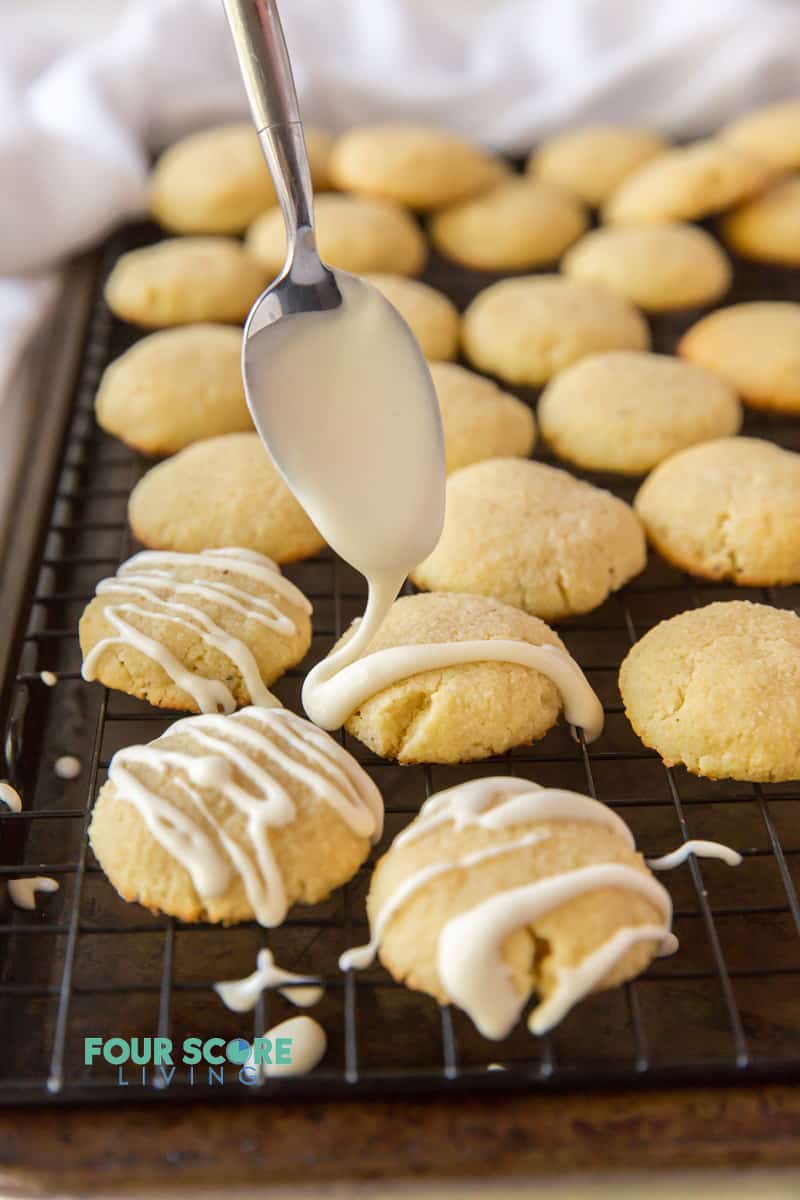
(561, 223), (732, 313)
(128, 433), (324, 562)
(148, 122), (333, 235)
(430, 362), (536, 474)
(89, 706), (383, 924)
(337, 593), (573, 763)
(348, 776), (669, 1038)
(462, 276), (650, 387)
(721, 176), (800, 267)
(104, 238), (266, 327)
(246, 193), (426, 278)
(428, 177), (587, 271)
(619, 601), (800, 782)
(529, 124), (669, 207)
(411, 458), (646, 621)
(678, 302), (800, 414)
(80, 548), (312, 713)
(95, 325), (251, 456)
(364, 274), (459, 361)
(603, 139), (774, 225)
(538, 352), (742, 476)
(328, 122), (507, 211)
(634, 437), (800, 585)
(721, 99), (800, 171)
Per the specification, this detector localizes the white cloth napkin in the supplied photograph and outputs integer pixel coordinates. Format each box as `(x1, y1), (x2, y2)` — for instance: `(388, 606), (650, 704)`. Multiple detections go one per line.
(2, 0), (800, 392)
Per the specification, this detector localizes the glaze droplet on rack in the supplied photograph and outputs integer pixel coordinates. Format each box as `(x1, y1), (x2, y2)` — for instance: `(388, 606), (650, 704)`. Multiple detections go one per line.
(8, 877), (59, 911)
(0, 783), (22, 813)
(647, 839), (742, 870)
(214, 947), (323, 1011)
(246, 1015), (327, 1079)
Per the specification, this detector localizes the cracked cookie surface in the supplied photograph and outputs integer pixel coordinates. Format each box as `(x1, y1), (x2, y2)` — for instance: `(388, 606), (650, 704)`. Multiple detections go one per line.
(619, 600), (800, 782)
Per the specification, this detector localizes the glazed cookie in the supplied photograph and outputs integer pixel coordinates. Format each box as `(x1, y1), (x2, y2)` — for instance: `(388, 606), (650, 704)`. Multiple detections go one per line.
(129, 433), (324, 562)
(619, 601), (800, 782)
(529, 124), (669, 207)
(95, 325), (251, 456)
(328, 123), (507, 211)
(430, 362), (536, 474)
(721, 177), (800, 267)
(89, 706), (383, 924)
(428, 177), (587, 271)
(538, 352), (742, 476)
(246, 194), (426, 278)
(678, 302), (800, 413)
(634, 437), (800, 585)
(721, 99), (800, 171)
(335, 593), (590, 763)
(149, 122), (333, 235)
(603, 139), (774, 225)
(461, 276), (650, 387)
(364, 274), (459, 361)
(343, 777), (671, 1037)
(561, 223), (732, 313)
(104, 238), (266, 327)
(411, 458), (646, 621)
(80, 548), (312, 713)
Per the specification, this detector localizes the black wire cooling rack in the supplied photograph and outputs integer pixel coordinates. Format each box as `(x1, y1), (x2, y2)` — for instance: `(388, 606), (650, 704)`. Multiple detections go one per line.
(0, 219), (799, 1106)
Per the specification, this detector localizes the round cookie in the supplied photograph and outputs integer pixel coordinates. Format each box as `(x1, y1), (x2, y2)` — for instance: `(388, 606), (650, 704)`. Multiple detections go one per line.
(721, 99), (800, 171)
(364, 274), (459, 361)
(619, 601), (800, 782)
(634, 437), (800, 586)
(246, 194), (426, 278)
(561, 223), (732, 313)
(337, 593), (571, 763)
(105, 238), (266, 327)
(538, 352), (742, 476)
(411, 458), (646, 621)
(720, 176), (800, 267)
(89, 706), (383, 924)
(430, 362), (536, 474)
(128, 432), (324, 563)
(603, 139), (774, 225)
(80, 548), (313, 713)
(678, 302), (800, 414)
(95, 325), (251, 456)
(529, 124), (669, 207)
(428, 177), (587, 271)
(328, 123), (507, 211)
(461, 275), (650, 387)
(354, 777), (669, 1037)
(149, 122), (333, 235)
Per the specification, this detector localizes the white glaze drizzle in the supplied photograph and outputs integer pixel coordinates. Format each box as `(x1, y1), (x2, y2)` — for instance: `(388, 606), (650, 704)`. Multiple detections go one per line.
(8, 877), (59, 910)
(39, 671), (58, 687)
(54, 756), (81, 780)
(246, 1015), (326, 1079)
(82, 548), (311, 714)
(107, 706), (382, 927)
(214, 948), (323, 1011)
(647, 839), (742, 870)
(0, 783), (22, 813)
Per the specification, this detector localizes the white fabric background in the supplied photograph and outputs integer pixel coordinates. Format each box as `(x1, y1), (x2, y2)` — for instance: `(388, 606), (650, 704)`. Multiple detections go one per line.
(2, 0), (800, 388)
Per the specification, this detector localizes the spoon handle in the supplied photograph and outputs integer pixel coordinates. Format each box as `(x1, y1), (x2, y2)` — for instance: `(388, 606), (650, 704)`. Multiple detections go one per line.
(223, 0), (317, 270)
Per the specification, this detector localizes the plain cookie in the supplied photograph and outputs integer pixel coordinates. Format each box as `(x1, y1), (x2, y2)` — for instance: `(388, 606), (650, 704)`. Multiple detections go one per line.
(411, 458), (646, 621)
(430, 362), (536, 474)
(678, 302), (800, 413)
(95, 325), (251, 455)
(246, 193), (426, 278)
(529, 124), (669, 207)
(428, 177), (587, 271)
(721, 176), (800, 267)
(364, 274), (459, 361)
(328, 123), (507, 211)
(461, 275), (650, 387)
(129, 433), (324, 562)
(619, 601), (800, 782)
(561, 223), (732, 313)
(634, 437), (800, 585)
(603, 139), (774, 225)
(104, 238), (266, 327)
(538, 352), (742, 475)
(721, 99), (800, 171)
